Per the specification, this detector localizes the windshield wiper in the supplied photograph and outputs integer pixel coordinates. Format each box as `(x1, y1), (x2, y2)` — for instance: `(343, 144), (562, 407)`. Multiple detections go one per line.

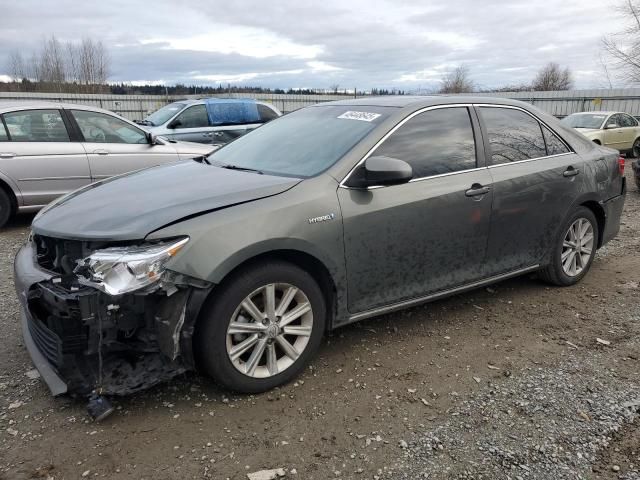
(192, 155), (211, 165)
(136, 119), (154, 126)
(215, 163), (264, 174)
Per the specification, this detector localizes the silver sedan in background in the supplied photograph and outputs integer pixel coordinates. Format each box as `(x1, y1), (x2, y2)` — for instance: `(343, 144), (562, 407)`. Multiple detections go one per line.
(0, 102), (215, 227)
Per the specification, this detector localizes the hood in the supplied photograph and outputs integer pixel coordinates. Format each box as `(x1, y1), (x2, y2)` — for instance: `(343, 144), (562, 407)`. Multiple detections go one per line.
(170, 140), (219, 158)
(32, 161), (301, 241)
(574, 128), (600, 136)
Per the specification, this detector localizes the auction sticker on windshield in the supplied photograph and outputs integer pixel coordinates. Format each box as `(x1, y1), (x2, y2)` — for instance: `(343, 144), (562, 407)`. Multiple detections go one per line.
(337, 111), (381, 122)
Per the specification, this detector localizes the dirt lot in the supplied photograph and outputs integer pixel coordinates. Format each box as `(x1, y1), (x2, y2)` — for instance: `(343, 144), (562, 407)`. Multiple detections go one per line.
(0, 170), (639, 480)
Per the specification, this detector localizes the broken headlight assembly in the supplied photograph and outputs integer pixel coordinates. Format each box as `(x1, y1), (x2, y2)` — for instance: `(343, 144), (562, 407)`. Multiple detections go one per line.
(74, 237), (189, 295)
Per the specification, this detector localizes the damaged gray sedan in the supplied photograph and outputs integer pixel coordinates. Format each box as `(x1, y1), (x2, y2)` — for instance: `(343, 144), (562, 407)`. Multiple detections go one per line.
(14, 96), (626, 418)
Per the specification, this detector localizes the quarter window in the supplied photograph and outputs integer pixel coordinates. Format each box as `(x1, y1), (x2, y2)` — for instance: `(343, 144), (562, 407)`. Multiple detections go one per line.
(542, 125), (570, 156)
(373, 107), (477, 178)
(479, 107), (547, 165)
(173, 105), (210, 129)
(71, 110), (147, 144)
(3, 109), (70, 142)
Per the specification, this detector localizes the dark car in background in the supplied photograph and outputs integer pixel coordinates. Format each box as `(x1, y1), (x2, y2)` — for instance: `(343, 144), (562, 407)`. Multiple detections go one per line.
(15, 96), (625, 416)
(137, 98), (281, 145)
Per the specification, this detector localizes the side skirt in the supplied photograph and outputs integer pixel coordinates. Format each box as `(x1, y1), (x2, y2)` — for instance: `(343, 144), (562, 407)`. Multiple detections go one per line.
(346, 265), (540, 324)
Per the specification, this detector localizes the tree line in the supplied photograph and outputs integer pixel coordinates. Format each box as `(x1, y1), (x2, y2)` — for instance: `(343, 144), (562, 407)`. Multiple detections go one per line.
(7, 35), (110, 93)
(438, 63), (573, 94)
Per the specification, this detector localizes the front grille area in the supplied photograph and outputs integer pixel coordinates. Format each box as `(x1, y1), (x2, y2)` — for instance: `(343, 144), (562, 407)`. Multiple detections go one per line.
(33, 235), (86, 275)
(26, 310), (64, 367)
(32, 235), (136, 275)
(26, 282), (91, 367)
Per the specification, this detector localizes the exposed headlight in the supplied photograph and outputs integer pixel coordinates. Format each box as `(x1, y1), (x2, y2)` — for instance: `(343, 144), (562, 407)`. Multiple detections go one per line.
(75, 237), (189, 295)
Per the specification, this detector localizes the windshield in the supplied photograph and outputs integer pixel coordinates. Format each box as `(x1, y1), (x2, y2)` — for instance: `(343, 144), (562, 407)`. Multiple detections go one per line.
(561, 113), (607, 129)
(207, 105), (392, 177)
(143, 102), (187, 126)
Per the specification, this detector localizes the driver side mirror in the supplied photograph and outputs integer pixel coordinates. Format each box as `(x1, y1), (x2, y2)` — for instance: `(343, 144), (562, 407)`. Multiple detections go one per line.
(346, 156), (413, 189)
(167, 119), (181, 129)
(605, 122), (619, 129)
(146, 132), (159, 145)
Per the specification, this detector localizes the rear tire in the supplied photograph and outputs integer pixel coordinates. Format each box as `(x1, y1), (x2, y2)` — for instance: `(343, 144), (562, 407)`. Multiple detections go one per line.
(539, 207), (598, 286)
(632, 138), (640, 158)
(195, 261), (326, 393)
(0, 189), (12, 228)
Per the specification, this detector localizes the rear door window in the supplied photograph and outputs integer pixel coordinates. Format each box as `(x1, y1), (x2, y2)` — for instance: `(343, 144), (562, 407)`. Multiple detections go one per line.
(173, 105), (210, 129)
(373, 107), (477, 178)
(479, 107), (547, 165)
(208, 102), (260, 126)
(3, 109), (70, 142)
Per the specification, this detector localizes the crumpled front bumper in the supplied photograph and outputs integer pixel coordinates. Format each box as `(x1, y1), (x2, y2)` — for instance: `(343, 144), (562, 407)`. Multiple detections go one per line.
(14, 242), (67, 395)
(14, 240), (212, 397)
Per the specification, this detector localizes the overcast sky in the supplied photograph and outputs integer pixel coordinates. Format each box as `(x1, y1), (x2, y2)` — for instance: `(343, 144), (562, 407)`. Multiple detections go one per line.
(0, 0), (630, 91)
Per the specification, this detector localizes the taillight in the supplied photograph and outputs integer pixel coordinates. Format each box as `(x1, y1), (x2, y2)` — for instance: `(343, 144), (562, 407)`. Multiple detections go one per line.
(618, 156), (625, 175)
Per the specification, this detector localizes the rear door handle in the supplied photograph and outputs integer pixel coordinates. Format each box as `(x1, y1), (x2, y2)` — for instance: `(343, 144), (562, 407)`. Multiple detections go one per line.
(563, 167), (580, 177)
(93, 149), (109, 155)
(465, 184), (491, 197)
(0, 153), (15, 158)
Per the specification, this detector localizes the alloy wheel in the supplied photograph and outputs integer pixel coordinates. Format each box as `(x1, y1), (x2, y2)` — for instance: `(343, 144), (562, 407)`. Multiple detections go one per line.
(225, 283), (313, 378)
(561, 218), (594, 277)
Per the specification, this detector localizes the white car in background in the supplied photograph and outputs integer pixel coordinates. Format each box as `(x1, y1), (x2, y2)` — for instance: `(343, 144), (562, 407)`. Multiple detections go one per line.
(0, 101), (215, 227)
(561, 111), (640, 157)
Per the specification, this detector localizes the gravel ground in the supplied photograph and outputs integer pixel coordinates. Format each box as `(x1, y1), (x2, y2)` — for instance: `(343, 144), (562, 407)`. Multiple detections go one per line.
(0, 168), (639, 480)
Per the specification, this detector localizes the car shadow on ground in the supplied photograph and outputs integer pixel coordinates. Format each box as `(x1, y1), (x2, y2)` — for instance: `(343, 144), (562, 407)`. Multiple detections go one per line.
(106, 272), (543, 410)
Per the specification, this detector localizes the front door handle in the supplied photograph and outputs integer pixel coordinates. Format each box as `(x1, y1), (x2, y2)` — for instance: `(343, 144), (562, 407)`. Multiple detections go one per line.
(563, 167), (580, 177)
(93, 149), (109, 155)
(465, 184), (491, 197)
(0, 153), (15, 158)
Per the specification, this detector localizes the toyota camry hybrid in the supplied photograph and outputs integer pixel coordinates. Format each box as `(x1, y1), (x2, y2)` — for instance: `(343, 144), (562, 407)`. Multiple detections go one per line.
(15, 96), (626, 415)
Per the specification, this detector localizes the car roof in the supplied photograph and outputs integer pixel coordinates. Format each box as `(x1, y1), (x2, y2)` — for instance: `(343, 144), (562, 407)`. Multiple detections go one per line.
(311, 95), (539, 110)
(0, 100), (122, 117)
(172, 98), (270, 106)
(569, 111), (618, 116)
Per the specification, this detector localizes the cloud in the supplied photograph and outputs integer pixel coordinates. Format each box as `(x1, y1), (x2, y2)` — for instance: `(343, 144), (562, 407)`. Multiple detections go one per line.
(0, 0), (630, 90)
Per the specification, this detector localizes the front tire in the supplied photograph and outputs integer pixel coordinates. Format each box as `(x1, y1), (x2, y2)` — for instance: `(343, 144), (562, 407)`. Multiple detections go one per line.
(195, 261), (326, 393)
(540, 207), (598, 286)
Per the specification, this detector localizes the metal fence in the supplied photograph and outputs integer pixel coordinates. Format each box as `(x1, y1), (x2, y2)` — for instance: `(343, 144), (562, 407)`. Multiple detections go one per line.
(0, 91), (357, 120)
(3, 89), (640, 120)
(470, 88), (640, 118)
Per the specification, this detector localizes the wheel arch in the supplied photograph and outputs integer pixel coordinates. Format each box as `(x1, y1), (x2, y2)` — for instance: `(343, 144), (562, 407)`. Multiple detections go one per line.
(203, 241), (344, 331)
(0, 176), (18, 216)
(580, 200), (606, 248)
